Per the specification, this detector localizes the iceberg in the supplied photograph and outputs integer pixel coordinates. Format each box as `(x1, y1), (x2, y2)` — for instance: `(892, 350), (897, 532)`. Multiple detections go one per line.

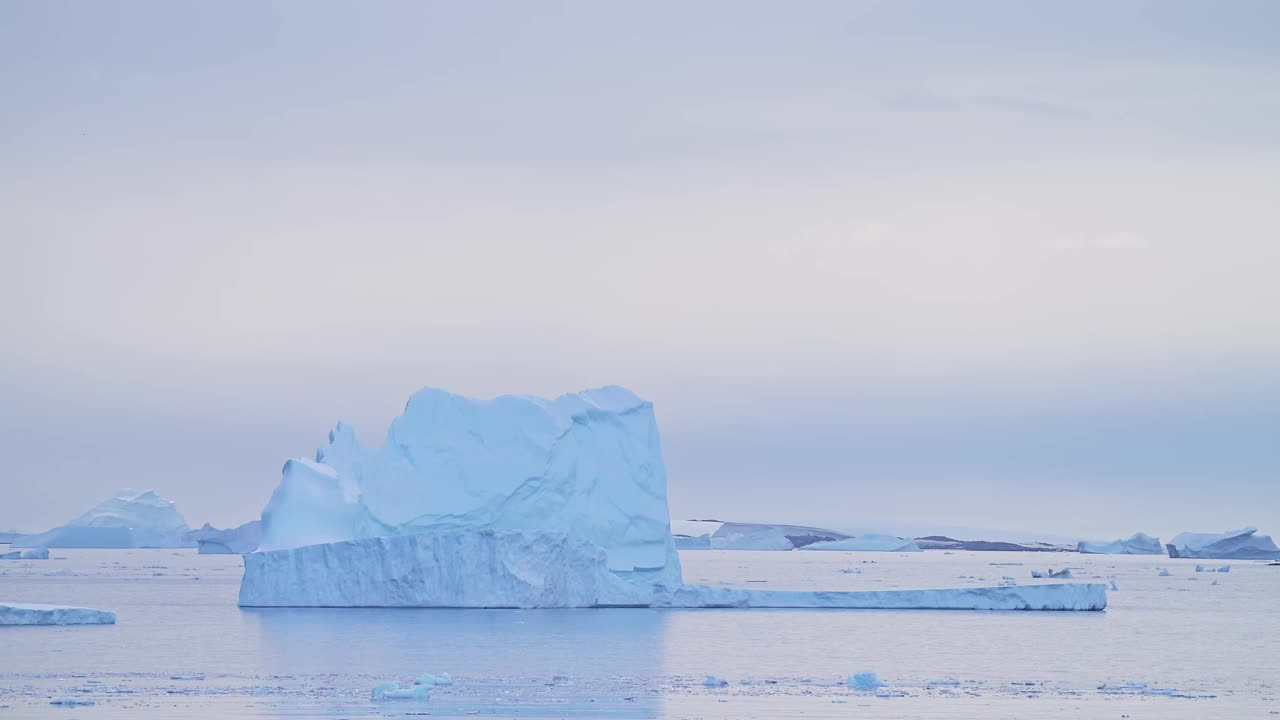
(239, 386), (1106, 611)
(799, 534), (922, 552)
(709, 522), (849, 550)
(1165, 527), (1280, 560)
(254, 387), (679, 586)
(915, 536), (1071, 552)
(848, 672), (884, 690)
(1077, 532), (1163, 555)
(673, 533), (712, 550)
(185, 520), (262, 554)
(241, 527), (1107, 610)
(11, 489), (193, 549)
(0, 602), (116, 625)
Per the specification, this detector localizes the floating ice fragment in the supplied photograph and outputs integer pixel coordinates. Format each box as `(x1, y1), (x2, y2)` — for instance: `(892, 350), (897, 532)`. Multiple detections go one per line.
(848, 672), (884, 690)
(415, 672), (452, 686)
(1158, 569), (1172, 576)
(704, 676), (729, 688)
(50, 697), (96, 706)
(372, 681), (429, 701)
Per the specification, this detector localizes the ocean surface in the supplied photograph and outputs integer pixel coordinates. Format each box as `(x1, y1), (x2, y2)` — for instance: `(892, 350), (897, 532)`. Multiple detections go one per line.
(1, 546), (1276, 718)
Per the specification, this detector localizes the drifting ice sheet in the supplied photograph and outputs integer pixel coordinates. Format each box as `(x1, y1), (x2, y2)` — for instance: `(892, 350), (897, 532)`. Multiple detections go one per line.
(0, 602), (117, 625)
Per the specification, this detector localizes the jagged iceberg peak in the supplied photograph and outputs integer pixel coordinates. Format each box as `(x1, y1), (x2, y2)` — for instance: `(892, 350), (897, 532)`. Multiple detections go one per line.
(257, 385), (679, 585)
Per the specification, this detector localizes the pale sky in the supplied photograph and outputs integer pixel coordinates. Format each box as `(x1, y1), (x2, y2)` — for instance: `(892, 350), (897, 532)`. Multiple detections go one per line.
(2, 1), (1278, 540)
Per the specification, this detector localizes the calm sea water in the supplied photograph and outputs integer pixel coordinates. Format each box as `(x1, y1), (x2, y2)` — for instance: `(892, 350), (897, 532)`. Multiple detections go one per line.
(1, 546), (1276, 718)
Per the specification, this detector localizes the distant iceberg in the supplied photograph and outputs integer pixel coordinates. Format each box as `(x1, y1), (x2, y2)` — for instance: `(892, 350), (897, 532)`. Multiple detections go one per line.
(11, 489), (193, 549)
(709, 522), (849, 550)
(0, 602), (116, 625)
(1077, 532), (1163, 555)
(1165, 528), (1280, 560)
(915, 536), (1070, 552)
(185, 520), (262, 554)
(799, 535), (922, 552)
(238, 386), (1106, 611)
(673, 533), (712, 550)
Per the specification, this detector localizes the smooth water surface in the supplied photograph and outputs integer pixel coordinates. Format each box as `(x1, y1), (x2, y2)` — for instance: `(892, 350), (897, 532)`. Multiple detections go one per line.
(1, 547), (1277, 718)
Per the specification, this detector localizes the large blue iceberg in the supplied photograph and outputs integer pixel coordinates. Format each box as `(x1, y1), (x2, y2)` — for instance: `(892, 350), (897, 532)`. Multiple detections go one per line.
(238, 386), (1105, 611)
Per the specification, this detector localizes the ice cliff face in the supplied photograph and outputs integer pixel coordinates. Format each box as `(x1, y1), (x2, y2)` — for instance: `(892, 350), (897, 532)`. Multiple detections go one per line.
(255, 386), (680, 587)
(12, 489), (193, 549)
(1077, 532), (1163, 555)
(1166, 528), (1280, 560)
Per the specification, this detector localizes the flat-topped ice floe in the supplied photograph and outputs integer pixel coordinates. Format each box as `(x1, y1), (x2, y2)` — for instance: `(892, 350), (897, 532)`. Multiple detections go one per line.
(1166, 527), (1280, 560)
(0, 602), (117, 625)
(239, 386), (1106, 612)
(1078, 532), (1163, 555)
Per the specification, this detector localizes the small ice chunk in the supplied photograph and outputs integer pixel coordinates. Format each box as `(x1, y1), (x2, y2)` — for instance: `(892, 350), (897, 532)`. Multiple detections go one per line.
(1218, 565), (1230, 573)
(372, 681), (429, 701)
(415, 672), (452, 686)
(704, 675), (729, 688)
(50, 697), (96, 706)
(1109, 579), (1119, 591)
(170, 673), (205, 680)
(848, 671), (884, 690)
(1158, 569), (1172, 576)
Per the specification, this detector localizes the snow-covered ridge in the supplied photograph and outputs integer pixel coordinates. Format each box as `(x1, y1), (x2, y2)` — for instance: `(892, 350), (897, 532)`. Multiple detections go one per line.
(1077, 532), (1163, 555)
(1166, 528), (1280, 560)
(11, 489), (193, 549)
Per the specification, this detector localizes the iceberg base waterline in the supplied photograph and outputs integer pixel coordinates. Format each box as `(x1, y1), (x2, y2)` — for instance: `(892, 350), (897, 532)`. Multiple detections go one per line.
(238, 530), (1106, 611)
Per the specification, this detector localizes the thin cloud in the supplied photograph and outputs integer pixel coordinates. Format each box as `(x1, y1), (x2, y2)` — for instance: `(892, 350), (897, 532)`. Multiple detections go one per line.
(970, 94), (1078, 117)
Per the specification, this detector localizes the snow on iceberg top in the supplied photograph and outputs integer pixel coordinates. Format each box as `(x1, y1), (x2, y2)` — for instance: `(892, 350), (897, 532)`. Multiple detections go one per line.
(256, 385), (680, 584)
